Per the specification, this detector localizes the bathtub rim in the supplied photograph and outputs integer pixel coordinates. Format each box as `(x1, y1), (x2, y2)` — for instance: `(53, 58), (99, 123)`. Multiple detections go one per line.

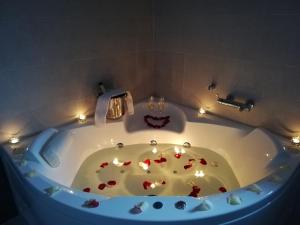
(2, 126), (299, 223)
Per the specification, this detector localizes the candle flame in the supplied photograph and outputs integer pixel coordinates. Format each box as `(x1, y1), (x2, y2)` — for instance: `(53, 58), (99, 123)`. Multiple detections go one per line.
(139, 162), (149, 170)
(9, 137), (19, 144)
(174, 146), (186, 154)
(292, 136), (300, 144)
(113, 158), (123, 167)
(198, 107), (206, 116)
(195, 170), (205, 177)
(152, 147), (158, 154)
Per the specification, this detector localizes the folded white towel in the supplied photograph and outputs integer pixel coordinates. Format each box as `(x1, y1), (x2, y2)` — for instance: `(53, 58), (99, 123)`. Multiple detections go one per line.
(40, 130), (74, 168)
(125, 91), (134, 115)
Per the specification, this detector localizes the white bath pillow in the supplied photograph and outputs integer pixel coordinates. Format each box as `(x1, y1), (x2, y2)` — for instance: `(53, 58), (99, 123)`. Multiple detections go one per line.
(40, 130), (74, 168)
(26, 128), (58, 162)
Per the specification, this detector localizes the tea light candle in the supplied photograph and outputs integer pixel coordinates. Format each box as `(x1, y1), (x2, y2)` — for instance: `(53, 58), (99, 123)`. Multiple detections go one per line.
(195, 170), (205, 178)
(198, 107), (206, 116)
(78, 114), (87, 123)
(152, 147), (158, 154)
(291, 136), (300, 145)
(9, 137), (20, 144)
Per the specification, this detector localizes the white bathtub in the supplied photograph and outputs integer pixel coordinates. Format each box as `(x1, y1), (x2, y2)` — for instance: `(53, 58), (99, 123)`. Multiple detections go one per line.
(1, 102), (300, 225)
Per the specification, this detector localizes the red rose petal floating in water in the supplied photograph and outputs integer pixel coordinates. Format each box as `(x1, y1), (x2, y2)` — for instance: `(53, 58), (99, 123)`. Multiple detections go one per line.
(98, 183), (106, 190)
(143, 181), (152, 190)
(154, 157), (167, 164)
(160, 157), (167, 162)
(192, 186), (201, 192)
(143, 159), (151, 166)
(184, 164), (192, 169)
(219, 187), (227, 193)
(189, 192), (198, 197)
(200, 158), (207, 165)
(188, 186), (201, 197)
(123, 161), (131, 166)
(174, 153), (182, 159)
(83, 187), (91, 192)
(107, 180), (116, 186)
(100, 162), (109, 168)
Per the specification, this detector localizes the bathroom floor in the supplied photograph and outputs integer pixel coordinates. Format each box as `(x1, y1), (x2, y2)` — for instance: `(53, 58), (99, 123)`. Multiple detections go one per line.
(71, 144), (240, 197)
(0, 159), (18, 224)
(1, 216), (28, 225)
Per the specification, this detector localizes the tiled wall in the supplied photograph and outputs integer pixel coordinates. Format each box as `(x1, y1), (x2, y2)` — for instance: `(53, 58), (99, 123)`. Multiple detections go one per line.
(154, 0), (300, 137)
(1, 0), (299, 143)
(0, 0), (154, 143)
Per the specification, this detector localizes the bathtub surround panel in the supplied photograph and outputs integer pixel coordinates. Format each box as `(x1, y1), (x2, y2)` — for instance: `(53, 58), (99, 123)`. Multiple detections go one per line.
(153, 0), (300, 137)
(0, 0), (154, 143)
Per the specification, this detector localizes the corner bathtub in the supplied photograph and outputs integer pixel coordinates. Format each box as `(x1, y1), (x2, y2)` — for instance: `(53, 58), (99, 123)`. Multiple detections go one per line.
(1, 104), (300, 225)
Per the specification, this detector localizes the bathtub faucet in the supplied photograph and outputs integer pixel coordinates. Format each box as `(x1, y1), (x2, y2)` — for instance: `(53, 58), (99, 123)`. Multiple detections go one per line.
(216, 94), (254, 112)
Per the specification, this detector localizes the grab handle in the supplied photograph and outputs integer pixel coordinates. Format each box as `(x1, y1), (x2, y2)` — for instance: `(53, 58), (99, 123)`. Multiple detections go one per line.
(216, 94), (254, 112)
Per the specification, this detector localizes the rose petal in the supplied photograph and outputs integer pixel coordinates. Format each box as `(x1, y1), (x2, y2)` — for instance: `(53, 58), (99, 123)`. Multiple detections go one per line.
(184, 164), (192, 169)
(83, 199), (99, 208)
(155, 157), (167, 163)
(160, 157), (167, 162)
(200, 158), (207, 165)
(144, 159), (151, 166)
(123, 161), (131, 166)
(144, 115), (171, 129)
(188, 191), (198, 197)
(175, 153), (182, 159)
(192, 186), (201, 193)
(219, 187), (227, 193)
(83, 187), (91, 192)
(107, 180), (116, 186)
(89, 199), (99, 207)
(98, 183), (106, 190)
(100, 162), (109, 168)
(143, 181), (152, 190)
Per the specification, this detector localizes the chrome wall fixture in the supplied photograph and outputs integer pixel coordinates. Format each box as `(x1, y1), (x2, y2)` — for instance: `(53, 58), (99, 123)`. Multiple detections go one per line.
(216, 94), (254, 112)
(207, 82), (255, 112)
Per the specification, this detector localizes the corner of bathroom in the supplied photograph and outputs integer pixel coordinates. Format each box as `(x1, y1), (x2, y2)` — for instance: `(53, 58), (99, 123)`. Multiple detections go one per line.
(0, 1), (300, 225)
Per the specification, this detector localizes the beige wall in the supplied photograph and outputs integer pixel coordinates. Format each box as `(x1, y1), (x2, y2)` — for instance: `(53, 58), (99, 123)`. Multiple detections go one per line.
(0, 0), (154, 143)
(154, 0), (300, 138)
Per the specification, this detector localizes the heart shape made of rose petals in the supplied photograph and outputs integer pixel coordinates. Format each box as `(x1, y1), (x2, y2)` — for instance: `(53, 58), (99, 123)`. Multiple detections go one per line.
(144, 115), (170, 129)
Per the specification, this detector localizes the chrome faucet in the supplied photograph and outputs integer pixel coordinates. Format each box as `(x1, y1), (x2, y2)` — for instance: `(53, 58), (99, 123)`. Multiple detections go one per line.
(216, 94), (254, 112)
